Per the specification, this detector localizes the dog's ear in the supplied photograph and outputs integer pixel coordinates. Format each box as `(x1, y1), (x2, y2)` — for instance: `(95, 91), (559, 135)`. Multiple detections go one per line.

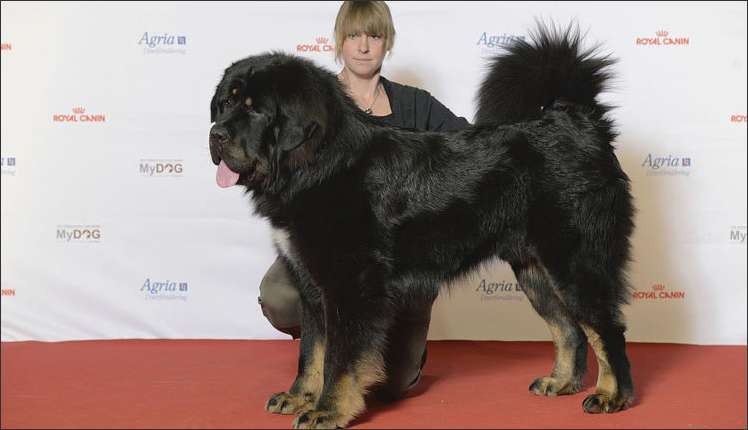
(210, 92), (218, 123)
(276, 116), (319, 152)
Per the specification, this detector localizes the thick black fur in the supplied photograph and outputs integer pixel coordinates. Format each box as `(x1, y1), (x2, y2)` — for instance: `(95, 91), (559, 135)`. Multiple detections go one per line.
(210, 24), (635, 428)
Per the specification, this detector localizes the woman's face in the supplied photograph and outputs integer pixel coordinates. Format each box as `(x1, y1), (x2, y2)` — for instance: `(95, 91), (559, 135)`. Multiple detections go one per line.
(341, 31), (386, 78)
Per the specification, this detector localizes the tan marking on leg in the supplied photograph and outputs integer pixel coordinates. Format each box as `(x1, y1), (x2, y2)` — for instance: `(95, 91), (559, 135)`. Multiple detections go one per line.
(299, 341), (325, 402)
(527, 322), (583, 395)
(548, 323), (575, 380)
(330, 352), (386, 427)
(268, 340), (325, 415)
(580, 324), (617, 397)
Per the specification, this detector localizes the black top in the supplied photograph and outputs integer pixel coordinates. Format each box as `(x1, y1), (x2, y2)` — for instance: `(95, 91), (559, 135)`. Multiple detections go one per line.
(375, 76), (471, 132)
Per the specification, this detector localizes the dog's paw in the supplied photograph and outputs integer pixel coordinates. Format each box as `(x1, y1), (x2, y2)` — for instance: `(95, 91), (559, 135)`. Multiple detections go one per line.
(265, 392), (311, 415)
(582, 392), (633, 413)
(292, 410), (342, 429)
(529, 376), (583, 396)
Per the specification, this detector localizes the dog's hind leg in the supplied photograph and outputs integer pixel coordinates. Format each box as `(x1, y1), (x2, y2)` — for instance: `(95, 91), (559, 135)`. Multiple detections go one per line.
(266, 287), (326, 415)
(577, 319), (634, 413)
(511, 259), (588, 396)
(573, 283), (634, 413)
(552, 268), (635, 413)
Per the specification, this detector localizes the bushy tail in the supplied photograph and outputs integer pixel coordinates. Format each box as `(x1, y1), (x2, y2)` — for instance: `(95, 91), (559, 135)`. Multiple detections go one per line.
(474, 22), (616, 126)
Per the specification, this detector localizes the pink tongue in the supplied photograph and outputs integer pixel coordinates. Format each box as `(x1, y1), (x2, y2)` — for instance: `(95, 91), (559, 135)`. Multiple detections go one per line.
(216, 160), (240, 188)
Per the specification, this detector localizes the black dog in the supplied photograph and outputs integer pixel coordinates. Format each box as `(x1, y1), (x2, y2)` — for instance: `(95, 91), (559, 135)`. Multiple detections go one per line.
(209, 24), (635, 429)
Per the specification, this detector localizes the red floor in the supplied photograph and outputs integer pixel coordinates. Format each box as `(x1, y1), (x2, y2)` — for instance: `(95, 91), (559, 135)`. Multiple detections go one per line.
(1, 340), (746, 429)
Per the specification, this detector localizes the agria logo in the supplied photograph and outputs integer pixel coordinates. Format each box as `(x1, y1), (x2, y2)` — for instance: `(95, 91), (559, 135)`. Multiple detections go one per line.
(56, 225), (102, 243)
(138, 32), (187, 55)
(1, 155), (16, 175)
(475, 279), (524, 302)
(642, 154), (693, 176)
(476, 32), (525, 57)
(139, 159), (184, 177)
(141, 278), (189, 301)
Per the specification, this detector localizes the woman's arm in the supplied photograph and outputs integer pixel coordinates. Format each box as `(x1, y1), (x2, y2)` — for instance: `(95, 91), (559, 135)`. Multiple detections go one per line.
(415, 89), (471, 132)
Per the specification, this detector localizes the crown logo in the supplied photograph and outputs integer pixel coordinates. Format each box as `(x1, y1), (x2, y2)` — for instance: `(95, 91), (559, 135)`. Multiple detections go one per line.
(72, 106), (86, 114)
(652, 283), (666, 291)
(656, 30), (668, 37)
(316, 36), (329, 45)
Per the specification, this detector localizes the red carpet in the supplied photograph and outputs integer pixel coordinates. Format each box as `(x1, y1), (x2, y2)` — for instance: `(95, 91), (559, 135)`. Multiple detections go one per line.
(1, 340), (745, 429)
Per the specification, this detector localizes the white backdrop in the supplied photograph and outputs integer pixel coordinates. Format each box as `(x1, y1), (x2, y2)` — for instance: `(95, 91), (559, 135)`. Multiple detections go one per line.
(1, 1), (746, 344)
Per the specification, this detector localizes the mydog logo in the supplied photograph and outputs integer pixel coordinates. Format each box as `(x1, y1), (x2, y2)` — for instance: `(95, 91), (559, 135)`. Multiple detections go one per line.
(139, 159), (184, 177)
(1, 43), (11, 51)
(641, 153), (693, 176)
(635, 30), (690, 46)
(730, 114), (746, 123)
(138, 32), (187, 55)
(52, 107), (106, 123)
(476, 32), (525, 57)
(1, 155), (16, 175)
(141, 278), (189, 301)
(56, 225), (102, 243)
(296, 36), (334, 53)
(730, 226), (747, 244)
(475, 279), (524, 302)
(633, 283), (686, 300)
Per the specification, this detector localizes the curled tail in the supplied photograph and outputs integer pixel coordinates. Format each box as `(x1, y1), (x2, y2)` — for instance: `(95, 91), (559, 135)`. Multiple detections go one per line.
(474, 22), (617, 126)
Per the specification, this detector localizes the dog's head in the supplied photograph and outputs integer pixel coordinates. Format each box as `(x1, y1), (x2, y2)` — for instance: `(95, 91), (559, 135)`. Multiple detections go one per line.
(209, 53), (330, 192)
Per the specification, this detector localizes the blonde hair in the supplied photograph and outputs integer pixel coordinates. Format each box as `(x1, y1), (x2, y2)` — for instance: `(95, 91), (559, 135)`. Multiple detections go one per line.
(334, 1), (396, 62)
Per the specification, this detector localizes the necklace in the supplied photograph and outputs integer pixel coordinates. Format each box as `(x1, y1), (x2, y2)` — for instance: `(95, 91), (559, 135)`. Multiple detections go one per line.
(339, 74), (381, 115)
(363, 83), (381, 115)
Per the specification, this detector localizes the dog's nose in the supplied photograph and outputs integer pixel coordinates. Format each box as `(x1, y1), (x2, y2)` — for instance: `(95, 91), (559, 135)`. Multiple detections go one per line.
(210, 127), (230, 145)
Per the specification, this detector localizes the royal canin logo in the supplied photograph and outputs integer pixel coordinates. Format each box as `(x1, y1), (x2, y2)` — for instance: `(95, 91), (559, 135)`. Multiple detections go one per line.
(633, 283), (686, 300)
(52, 107), (106, 123)
(636, 30), (689, 46)
(296, 36), (334, 53)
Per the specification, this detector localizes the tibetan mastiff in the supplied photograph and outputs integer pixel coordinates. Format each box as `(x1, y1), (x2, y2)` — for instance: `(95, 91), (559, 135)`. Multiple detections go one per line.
(209, 25), (635, 429)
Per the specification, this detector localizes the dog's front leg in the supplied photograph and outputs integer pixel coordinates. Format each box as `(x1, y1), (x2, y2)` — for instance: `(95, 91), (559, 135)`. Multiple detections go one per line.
(292, 289), (390, 429)
(267, 291), (326, 415)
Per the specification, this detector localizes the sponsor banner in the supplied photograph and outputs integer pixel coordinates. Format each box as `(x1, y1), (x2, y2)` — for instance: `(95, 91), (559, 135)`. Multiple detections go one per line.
(633, 283), (686, 301)
(635, 30), (690, 46)
(476, 31), (525, 57)
(138, 32), (187, 55)
(52, 107), (106, 123)
(475, 279), (524, 302)
(56, 225), (103, 243)
(1, 156), (16, 175)
(139, 159), (184, 177)
(730, 226), (747, 245)
(296, 36), (334, 54)
(141, 278), (189, 301)
(641, 153), (693, 176)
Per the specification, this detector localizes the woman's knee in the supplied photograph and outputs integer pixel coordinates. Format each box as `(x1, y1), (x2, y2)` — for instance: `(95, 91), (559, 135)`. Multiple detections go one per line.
(258, 257), (302, 337)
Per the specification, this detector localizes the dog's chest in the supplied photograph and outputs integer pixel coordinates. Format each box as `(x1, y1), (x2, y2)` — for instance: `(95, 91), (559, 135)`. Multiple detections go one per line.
(271, 227), (296, 262)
